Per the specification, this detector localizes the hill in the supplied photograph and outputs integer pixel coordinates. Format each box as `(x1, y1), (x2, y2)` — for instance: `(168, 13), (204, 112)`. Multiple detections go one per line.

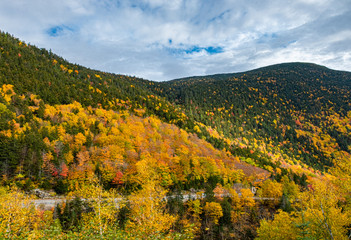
(1, 31), (351, 239)
(0, 31), (193, 129)
(0, 31), (267, 191)
(144, 62), (351, 172)
(0, 31), (274, 238)
(2, 30), (350, 181)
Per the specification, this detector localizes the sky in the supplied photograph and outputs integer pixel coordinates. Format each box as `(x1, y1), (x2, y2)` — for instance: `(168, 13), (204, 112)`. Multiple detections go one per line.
(0, 0), (351, 81)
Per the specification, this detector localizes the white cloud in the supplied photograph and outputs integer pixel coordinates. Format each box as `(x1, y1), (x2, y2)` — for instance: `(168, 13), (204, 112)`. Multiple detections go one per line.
(0, 0), (350, 81)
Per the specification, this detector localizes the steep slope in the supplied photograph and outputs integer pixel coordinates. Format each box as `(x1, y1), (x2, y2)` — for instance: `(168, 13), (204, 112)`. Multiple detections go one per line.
(2, 30), (349, 181)
(146, 63), (351, 171)
(0, 84), (267, 193)
(2, 32), (351, 239)
(0, 31), (191, 129)
(0, 31), (268, 192)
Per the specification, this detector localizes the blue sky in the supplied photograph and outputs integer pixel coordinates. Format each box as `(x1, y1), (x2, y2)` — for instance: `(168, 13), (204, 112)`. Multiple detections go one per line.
(0, 0), (351, 81)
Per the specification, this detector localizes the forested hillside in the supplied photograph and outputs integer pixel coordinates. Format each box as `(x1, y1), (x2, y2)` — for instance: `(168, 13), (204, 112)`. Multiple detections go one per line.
(0, 31), (270, 239)
(0, 83), (263, 191)
(1, 31), (269, 191)
(0, 31), (193, 129)
(1, 31), (351, 239)
(146, 63), (351, 172)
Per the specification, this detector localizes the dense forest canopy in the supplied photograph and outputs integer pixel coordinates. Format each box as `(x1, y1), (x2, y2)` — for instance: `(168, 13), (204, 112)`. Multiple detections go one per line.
(143, 62), (351, 171)
(0, 31), (351, 239)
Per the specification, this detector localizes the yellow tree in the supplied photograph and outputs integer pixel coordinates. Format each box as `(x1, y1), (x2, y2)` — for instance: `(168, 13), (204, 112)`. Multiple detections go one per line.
(296, 177), (351, 239)
(70, 177), (123, 237)
(204, 202), (223, 225)
(257, 179), (283, 206)
(0, 186), (54, 239)
(240, 188), (256, 209)
(256, 210), (298, 240)
(229, 188), (243, 223)
(329, 151), (351, 208)
(281, 175), (299, 199)
(184, 199), (202, 236)
(256, 177), (351, 239)
(202, 201), (223, 239)
(125, 155), (176, 238)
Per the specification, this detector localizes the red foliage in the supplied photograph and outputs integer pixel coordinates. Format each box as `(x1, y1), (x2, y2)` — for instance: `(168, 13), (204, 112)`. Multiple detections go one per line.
(60, 163), (68, 178)
(112, 171), (124, 185)
(52, 169), (58, 177)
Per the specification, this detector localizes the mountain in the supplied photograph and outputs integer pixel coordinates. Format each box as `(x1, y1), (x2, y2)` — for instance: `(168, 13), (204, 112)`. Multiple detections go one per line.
(144, 62), (351, 172)
(0, 31), (266, 191)
(2, 29), (350, 182)
(1, 31), (351, 239)
(2, 30), (350, 181)
(0, 31), (192, 129)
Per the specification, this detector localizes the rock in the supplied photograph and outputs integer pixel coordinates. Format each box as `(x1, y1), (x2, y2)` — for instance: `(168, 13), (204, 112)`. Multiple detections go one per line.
(32, 189), (51, 199)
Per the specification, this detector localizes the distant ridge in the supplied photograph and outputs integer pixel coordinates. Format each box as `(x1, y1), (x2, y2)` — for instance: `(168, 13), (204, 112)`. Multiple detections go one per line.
(166, 62), (350, 83)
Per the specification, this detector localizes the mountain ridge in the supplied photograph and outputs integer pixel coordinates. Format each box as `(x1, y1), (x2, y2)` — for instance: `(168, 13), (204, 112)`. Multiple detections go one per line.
(145, 60), (351, 171)
(163, 62), (350, 83)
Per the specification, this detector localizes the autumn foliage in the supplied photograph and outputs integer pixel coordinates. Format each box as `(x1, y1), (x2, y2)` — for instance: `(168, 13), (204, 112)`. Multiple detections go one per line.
(1, 31), (351, 239)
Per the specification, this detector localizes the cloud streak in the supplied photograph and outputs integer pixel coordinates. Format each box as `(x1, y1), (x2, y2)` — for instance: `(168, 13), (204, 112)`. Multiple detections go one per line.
(0, 0), (350, 81)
